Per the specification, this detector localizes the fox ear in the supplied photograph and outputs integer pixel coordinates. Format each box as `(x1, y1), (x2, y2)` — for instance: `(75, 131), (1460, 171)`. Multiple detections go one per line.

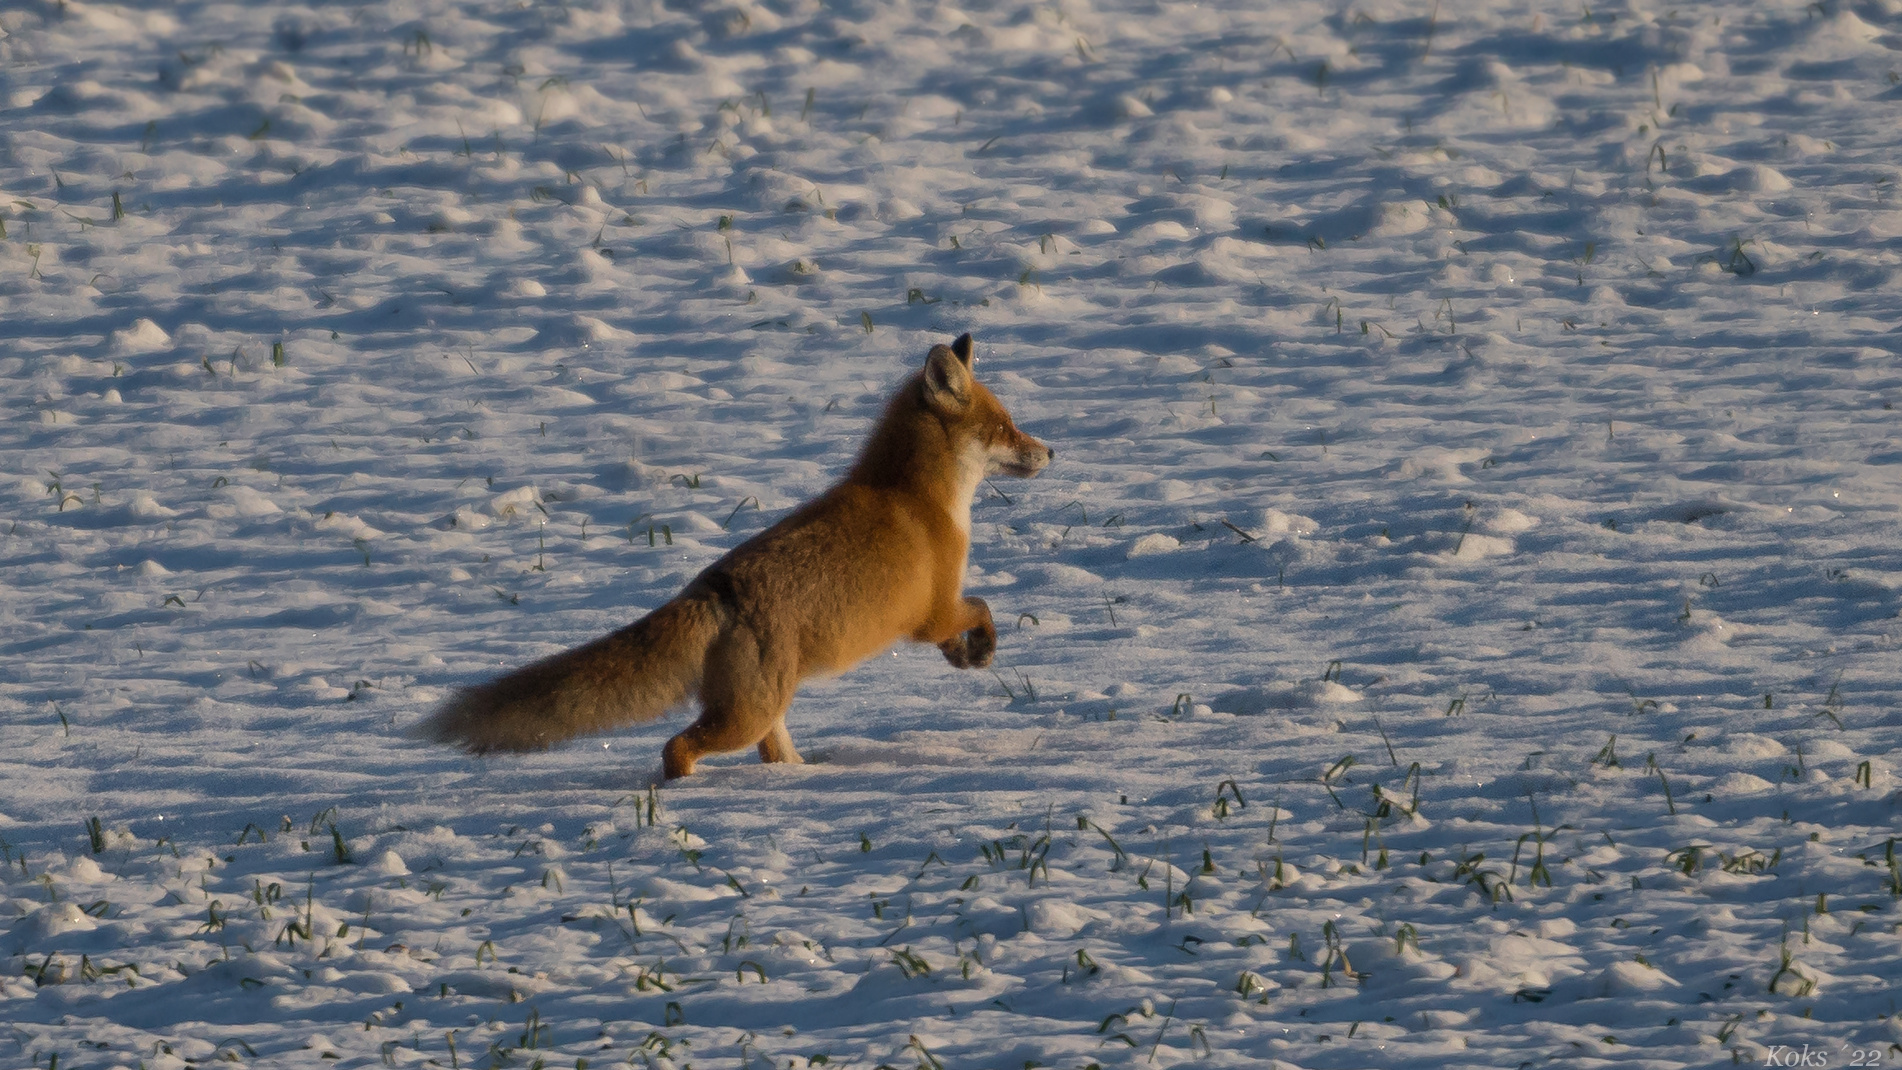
(950, 333), (974, 366)
(922, 343), (972, 411)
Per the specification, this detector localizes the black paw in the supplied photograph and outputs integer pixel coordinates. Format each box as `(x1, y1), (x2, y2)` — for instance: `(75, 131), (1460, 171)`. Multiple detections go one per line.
(940, 624), (996, 669)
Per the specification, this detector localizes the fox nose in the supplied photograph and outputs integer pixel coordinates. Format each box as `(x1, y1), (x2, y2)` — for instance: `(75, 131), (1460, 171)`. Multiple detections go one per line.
(1044, 446), (1055, 461)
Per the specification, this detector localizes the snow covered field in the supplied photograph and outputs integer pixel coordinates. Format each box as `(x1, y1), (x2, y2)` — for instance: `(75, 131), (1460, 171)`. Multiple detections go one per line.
(5, 0), (1902, 1065)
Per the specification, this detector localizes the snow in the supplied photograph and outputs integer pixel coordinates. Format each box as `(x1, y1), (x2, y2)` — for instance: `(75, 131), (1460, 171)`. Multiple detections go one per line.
(4, 0), (1902, 1066)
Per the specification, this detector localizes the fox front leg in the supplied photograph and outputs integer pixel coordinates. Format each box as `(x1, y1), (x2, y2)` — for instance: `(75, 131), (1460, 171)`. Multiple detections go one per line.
(938, 596), (996, 669)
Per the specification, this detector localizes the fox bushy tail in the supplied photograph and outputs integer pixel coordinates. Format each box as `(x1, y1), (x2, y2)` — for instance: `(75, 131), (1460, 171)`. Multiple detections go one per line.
(414, 596), (721, 753)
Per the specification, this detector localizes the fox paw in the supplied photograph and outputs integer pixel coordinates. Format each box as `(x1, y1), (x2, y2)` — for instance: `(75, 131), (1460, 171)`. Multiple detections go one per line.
(940, 624), (996, 669)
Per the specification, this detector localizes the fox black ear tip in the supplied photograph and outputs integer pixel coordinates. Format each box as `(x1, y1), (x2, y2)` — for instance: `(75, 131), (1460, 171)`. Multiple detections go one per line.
(951, 332), (974, 362)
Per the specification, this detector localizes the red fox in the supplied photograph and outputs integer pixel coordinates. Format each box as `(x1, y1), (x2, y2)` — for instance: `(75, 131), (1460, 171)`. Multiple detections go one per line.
(415, 334), (1052, 779)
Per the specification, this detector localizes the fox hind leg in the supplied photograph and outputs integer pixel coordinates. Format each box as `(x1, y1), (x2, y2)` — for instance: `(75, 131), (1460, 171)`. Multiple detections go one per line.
(663, 693), (796, 779)
(661, 629), (797, 779)
(757, 722), (803, 765)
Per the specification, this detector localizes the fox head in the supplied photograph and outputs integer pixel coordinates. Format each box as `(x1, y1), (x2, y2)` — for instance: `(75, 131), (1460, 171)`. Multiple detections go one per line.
(919, 332), (1053, 480)
(852, 333), (1052, 513)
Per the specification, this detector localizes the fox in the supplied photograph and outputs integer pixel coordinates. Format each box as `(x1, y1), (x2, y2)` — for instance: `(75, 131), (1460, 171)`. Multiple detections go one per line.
(414, 333), (1053, 779)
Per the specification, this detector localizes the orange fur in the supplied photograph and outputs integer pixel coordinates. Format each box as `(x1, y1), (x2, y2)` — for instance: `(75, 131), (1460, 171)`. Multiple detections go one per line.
(412, 334), (1052, 779)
